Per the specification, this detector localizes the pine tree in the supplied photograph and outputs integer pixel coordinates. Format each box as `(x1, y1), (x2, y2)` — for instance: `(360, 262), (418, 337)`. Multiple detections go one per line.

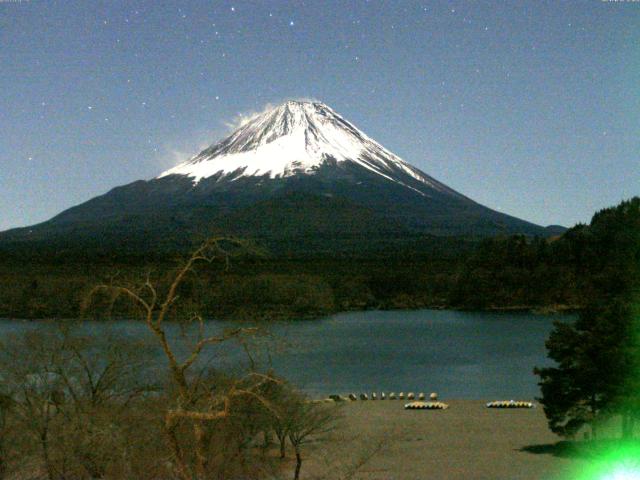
(535, 198), (640, 439)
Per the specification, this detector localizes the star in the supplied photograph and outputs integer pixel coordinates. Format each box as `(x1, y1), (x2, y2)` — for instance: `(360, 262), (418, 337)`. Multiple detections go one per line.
(289, 20), (295, 26)
(231, 6), (235, 12)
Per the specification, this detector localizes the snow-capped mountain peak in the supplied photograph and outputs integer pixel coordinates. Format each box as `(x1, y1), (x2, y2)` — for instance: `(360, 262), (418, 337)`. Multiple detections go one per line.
(2, 100), (548, 244)
(158, 100), (454, 196)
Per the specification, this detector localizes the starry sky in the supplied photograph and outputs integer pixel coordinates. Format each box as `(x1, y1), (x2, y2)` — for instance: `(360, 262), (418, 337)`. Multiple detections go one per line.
(1, 0), (638, 231)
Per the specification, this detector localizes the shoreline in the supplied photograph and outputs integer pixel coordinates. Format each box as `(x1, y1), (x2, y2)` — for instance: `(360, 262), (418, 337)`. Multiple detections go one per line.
(0, 303), (580, 322)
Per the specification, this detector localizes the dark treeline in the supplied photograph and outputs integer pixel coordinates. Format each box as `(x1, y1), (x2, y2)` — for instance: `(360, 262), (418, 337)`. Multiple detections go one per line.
(535, 197), (640, 439)
(2, 199), (638, 320)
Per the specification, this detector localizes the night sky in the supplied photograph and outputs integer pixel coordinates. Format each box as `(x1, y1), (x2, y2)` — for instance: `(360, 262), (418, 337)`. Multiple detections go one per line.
(1, 0), (638, 231)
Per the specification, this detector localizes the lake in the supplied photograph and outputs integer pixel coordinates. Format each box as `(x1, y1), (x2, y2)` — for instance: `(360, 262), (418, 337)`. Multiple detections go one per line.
(0, 309), (567, 399)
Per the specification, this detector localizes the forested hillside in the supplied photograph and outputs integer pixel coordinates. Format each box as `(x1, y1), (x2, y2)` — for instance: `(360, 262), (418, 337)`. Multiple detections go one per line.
(0, 198), (636, 320)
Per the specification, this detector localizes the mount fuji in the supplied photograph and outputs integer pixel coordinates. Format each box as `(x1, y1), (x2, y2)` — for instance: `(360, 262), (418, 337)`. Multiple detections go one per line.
(158, 100), (461, 199)
(1, 101), (557, 255)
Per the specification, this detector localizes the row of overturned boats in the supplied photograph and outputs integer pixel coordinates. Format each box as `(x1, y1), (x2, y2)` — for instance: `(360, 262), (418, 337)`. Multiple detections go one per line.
(323, 393), (535, 411)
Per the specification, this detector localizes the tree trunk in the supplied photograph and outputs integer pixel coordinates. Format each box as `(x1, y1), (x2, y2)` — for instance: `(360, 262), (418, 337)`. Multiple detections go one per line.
(280, 436), (286, 459)
(164, 419), (191, 480)
(262, 430), (272, 449)
(194, 421), (208, 479)
(293, 447), (302, 480)
(40, 419), (55, 480)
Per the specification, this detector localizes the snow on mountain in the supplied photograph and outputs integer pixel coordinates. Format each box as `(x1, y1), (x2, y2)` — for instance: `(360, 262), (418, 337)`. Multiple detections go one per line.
(0, 100), (550, 245)
(158, 100), (455, 197)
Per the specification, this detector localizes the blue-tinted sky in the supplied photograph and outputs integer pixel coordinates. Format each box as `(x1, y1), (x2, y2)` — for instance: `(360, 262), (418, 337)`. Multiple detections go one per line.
(1, 0), (638, 231)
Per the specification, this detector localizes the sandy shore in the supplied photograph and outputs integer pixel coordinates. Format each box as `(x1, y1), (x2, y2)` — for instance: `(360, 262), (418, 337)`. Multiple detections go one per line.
(304, 399), (587, 480)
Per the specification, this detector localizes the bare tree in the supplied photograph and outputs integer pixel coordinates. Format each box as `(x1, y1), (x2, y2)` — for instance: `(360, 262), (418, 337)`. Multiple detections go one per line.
(58, 331), (154, 479)
(84, 238), (278, 480)
(0, 329), (70, 480)
(0, 326), (156, 480)
(286, 397), (341, 480)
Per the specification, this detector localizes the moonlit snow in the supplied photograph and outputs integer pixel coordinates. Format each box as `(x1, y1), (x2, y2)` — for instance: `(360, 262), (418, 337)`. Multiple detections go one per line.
(159, 100), (451, 196)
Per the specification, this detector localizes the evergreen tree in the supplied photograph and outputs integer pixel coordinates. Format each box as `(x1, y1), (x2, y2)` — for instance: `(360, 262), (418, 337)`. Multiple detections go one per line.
(535, 197), (640, 439)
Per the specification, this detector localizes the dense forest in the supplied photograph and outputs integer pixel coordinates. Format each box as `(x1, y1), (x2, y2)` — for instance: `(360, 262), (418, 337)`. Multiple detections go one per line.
(1, 198), (637, 321)
(535, 196), (640, 439)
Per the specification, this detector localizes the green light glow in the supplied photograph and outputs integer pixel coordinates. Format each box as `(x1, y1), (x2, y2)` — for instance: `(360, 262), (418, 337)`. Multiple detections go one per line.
(601, 465), (640, 480)
(569, 441), (640, 480)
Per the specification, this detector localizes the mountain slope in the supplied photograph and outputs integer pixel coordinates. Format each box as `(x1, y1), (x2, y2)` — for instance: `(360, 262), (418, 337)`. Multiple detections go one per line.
(0, 100), (555, 256)
(159, 101), (461, 197)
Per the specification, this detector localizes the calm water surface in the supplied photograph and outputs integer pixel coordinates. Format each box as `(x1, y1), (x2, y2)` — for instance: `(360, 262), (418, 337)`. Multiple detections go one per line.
(0, 310), (567, 399)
